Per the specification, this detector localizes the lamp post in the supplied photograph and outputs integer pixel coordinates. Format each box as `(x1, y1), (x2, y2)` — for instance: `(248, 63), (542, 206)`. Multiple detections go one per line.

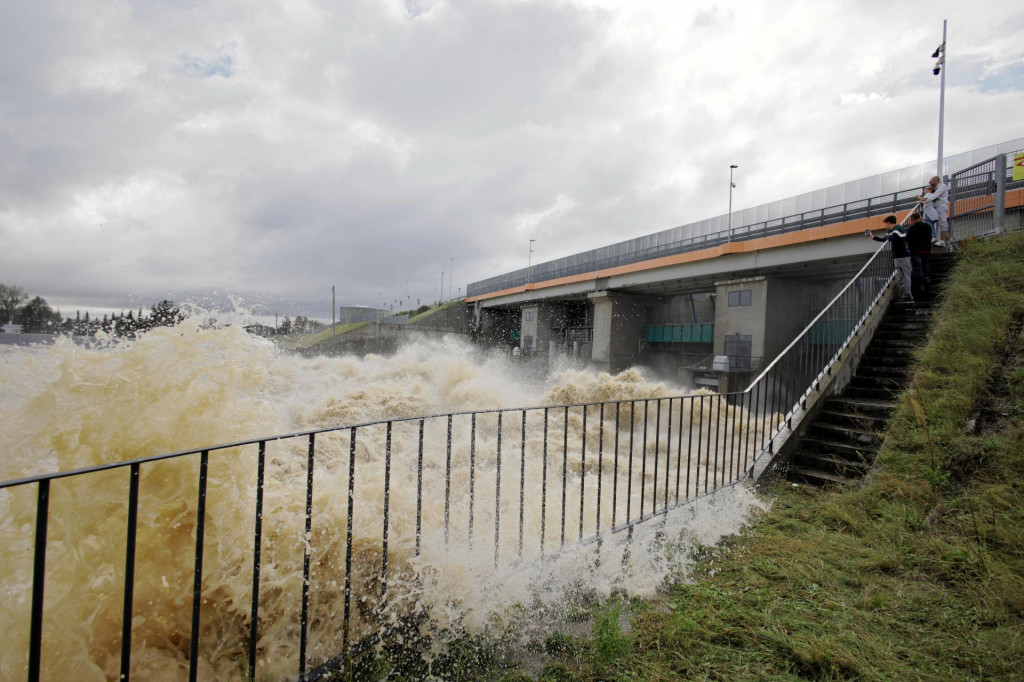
(932, 20), (947, 177)
(527, 239), (536, 285)
(728, 164), (739, 233)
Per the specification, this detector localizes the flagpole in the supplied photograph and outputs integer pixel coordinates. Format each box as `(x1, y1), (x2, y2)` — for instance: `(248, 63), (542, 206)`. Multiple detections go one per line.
(934, 20), (947, 177)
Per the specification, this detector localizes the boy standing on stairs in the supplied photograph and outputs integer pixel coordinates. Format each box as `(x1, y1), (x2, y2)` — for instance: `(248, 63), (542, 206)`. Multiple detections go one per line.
(866, 214), (913, 303)
(906, 212), (934, 298)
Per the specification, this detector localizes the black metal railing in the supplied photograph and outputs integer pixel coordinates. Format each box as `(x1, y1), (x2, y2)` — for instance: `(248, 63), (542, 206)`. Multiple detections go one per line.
(740, 239), (895, 442)
(948, 151), (1020, 243)
(0, 249), (897, 682)
(0, 398), (777, 680)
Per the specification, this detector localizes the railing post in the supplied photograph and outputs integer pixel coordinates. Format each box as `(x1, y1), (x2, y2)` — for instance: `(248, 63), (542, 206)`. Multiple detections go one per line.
(27, 479), (50, 682)
(994, 153), (1007, 233)
(190, 450), (210, 682)
(248, 443), (266, 681)
(121, 463), (141, 682)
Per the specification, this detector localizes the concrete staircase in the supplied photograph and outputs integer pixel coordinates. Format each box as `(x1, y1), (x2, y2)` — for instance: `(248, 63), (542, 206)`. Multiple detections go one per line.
(785, 252), (955, 487)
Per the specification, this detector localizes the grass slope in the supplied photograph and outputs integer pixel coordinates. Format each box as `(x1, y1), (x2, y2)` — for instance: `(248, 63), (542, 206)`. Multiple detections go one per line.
(527, 233), (1024, 681)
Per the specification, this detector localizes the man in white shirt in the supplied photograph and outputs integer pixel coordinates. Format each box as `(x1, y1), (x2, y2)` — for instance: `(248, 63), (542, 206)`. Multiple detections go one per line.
(918, 176), (949, 246)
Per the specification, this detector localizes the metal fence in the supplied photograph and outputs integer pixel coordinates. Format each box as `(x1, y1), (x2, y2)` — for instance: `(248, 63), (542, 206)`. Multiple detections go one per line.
(949, 153), (1011, 242)
(0, 246), (897, 682)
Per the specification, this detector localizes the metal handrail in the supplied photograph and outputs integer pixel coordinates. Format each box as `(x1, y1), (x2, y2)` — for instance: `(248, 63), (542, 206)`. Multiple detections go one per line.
(746, 241), (889, 392)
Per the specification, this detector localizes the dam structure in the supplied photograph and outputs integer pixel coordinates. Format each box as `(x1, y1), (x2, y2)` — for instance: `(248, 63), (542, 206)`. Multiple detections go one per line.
(1, 142), (1021, 681)
(467, 137), (1024, 389)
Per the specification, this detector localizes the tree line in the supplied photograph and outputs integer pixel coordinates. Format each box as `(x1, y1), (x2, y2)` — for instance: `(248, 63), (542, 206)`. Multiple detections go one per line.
(0, 283), (186, 338)
(0, 283), (329, 338)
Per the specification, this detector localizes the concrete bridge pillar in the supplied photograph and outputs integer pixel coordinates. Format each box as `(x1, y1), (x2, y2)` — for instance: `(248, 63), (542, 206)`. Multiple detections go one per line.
(588, 291), (649, 374)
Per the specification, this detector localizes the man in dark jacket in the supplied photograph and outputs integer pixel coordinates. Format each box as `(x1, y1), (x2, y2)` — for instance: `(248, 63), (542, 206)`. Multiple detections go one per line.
(866, 214), (913, 302)
(906, 212), (933, 296)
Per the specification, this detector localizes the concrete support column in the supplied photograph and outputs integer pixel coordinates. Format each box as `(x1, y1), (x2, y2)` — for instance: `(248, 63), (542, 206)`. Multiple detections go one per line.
(588, 291), (648, 374)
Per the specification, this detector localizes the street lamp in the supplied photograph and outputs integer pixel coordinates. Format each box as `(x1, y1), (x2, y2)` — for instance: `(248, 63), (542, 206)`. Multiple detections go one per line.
(527, 239), (536, 285)
(931, 20), (947, 177)
(728, 164), (739, 233)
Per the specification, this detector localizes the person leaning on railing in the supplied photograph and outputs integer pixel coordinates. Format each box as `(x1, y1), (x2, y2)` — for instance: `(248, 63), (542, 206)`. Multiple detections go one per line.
(918, 175), (949, 246)
(865, 214), (913, 303)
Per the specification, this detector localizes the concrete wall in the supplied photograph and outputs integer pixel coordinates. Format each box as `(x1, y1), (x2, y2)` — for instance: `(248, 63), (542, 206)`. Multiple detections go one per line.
(713, 276), (768, 359)
(648, 292), (715, 324)
(589, 291), (649, 374)
(477, 307), (518, 346)
(519, 304), (542, 354)
(764, 276), (848, 360)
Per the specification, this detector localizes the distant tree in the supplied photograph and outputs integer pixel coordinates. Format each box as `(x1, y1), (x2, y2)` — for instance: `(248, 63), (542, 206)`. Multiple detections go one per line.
(244, 324), (277, 338)
(278, 316), (292, 334)
(0, 283), (29, 324)
(149, 300), (186, 328)
(15, 296), (61, 333)
(115, 310), (137, 338)
(292, 315), (325, 334)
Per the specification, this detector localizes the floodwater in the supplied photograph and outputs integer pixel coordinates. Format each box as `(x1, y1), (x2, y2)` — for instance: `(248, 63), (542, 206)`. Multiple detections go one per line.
(0, 323), (768, 680)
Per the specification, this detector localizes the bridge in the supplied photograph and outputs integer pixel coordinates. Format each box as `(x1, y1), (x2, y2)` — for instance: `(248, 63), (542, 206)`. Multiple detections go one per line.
(2, 142), (1022, 681)
(467, 138), (1024, 388)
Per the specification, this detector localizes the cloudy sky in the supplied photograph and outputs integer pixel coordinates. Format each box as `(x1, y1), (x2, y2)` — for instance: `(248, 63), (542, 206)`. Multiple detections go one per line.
(2, 0), (1022, 319)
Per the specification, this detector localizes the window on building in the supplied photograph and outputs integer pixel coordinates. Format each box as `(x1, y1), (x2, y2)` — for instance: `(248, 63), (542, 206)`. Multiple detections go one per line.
(724, 334), (753, 369)
(524, 311), (534, 321)
(728, 289), (752, 307)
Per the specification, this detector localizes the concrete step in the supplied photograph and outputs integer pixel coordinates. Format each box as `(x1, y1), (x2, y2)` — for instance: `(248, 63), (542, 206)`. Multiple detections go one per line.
(872, 328), (928, 341)
(844, 385), (901, 400)
(860, 350), (917, 366)
(863, 338), (925, 351)
(788, 465), (859, 488)
(827, 396), (895, 416)
(875, 323), (929, 335)
(799, 436), (875, 459)
(791, 449), (871, 477)
(858, 365), (912, 379)
(806, 422), (882, 446)
(848, 373), (909, 387)
(816, 408), (889, 431)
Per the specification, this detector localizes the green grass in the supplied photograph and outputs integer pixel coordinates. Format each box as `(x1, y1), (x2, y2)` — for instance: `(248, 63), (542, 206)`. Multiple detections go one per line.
(274, 321), (369, 350)
(408, 299), (463, 324)
(508, 232), (1024, 681)
(275, 300), (461, 351)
